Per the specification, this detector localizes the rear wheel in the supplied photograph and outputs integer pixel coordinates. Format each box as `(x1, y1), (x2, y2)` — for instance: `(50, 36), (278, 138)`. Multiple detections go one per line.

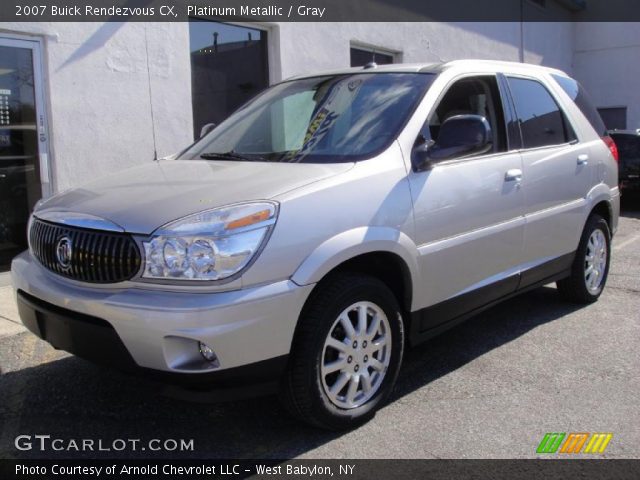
(281, 273), (404, 430)
(557, 214), (611, 304)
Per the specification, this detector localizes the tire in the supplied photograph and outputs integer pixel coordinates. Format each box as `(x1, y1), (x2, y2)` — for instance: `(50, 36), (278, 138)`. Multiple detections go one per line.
(557, 214), (611, 304)
(280, 273), (405, 430)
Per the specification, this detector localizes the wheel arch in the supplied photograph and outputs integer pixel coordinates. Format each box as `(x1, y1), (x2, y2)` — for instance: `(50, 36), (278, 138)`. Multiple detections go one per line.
(586, 183), (618, 235)
(291, 227), (420, 313)
(590, 200), (612, 230)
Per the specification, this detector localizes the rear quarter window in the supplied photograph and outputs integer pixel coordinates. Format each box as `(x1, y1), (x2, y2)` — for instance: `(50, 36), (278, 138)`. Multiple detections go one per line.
(552, 74), (607, 137)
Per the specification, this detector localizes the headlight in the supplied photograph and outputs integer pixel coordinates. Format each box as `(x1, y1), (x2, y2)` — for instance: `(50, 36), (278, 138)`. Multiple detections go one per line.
(142, 202), (278, 281)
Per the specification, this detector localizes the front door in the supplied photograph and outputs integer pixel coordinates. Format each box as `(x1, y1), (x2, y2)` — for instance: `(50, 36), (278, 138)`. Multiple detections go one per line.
(0, 37), (49, 271)
(407, 74), (525, 330)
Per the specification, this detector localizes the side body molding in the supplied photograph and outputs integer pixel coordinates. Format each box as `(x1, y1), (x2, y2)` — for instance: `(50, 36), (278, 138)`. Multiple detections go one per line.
(291, 226), (422, 310)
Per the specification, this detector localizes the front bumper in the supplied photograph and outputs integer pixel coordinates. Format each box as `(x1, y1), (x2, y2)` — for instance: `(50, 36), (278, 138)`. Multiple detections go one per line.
(11, 251), (314, 389)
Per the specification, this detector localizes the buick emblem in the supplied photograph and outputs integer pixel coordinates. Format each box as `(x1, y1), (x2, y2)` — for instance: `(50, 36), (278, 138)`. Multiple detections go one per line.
(55, 236), (73, 270)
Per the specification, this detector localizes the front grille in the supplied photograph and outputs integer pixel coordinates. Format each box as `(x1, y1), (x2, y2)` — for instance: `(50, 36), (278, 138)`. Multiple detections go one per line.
(29, 218), (141, 283)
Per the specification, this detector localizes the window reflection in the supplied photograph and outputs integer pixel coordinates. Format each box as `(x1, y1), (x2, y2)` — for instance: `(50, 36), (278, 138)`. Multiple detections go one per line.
(185, 73), (434, 163)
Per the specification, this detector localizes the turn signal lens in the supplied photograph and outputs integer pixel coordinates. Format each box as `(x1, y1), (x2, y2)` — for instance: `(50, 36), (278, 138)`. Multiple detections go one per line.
(226, 209), (272, 230)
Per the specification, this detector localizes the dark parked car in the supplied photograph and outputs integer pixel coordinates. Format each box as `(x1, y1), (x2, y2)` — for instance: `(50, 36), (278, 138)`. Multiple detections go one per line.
(610, 130), (640, 191)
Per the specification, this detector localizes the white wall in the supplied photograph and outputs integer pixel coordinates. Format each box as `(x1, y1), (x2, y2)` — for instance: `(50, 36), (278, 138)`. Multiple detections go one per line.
(0, 20), (584, 194)
(0, 22), (193, 192)
(275, 22), (574, 80)
(522, 22), (574, 70)
(573, 22), (640, 130)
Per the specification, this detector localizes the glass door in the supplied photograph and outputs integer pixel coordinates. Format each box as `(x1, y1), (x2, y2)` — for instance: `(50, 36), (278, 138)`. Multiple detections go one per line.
(0, 37), (49, 271)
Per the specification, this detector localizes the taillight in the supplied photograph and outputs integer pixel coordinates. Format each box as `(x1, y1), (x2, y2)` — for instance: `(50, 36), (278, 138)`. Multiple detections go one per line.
(603, 135), (619, 163)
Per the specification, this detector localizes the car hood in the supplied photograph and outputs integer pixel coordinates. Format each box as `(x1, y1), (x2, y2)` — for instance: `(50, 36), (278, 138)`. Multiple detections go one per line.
(36, 159), (353, 234)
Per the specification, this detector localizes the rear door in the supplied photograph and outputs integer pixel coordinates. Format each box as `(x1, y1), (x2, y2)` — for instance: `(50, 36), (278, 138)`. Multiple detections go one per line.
(504, 75), (594, 286)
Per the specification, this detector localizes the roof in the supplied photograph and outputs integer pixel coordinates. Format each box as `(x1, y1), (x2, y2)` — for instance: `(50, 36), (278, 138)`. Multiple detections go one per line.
(442, 59), (567, 76)
(285, 63), (442, 81)
(284, 59), (569, 81)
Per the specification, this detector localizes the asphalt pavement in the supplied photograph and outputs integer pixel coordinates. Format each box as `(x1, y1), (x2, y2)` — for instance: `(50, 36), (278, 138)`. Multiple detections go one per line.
(0, 195), (638, 460)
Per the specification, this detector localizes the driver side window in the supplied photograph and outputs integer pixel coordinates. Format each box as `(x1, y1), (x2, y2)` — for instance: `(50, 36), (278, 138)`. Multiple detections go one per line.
(417, 75), (507, 156)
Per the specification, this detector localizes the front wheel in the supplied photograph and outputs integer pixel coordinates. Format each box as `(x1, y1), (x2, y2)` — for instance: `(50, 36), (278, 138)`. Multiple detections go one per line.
(557, 214), (611, 304)
(280, 273), (404, 430)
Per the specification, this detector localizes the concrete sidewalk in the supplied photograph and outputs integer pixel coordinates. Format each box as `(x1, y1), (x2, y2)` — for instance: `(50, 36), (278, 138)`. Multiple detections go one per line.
(0, 272), (24, 338)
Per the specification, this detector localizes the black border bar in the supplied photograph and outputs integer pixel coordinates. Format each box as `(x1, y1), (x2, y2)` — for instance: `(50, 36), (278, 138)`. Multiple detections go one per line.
(2, 0), (640, 22)
(2, 459), (640, 480)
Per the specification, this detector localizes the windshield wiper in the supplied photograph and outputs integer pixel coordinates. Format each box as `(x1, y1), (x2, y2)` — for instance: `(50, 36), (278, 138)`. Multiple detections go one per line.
(200, 151), (266, 162)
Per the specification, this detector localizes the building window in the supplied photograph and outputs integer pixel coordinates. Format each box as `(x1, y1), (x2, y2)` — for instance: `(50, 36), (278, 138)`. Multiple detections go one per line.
(528, 0), (546, 8)
(597, 107), (627, 131)
(189, 20), (269, 139)
(350, 47), (395, 67)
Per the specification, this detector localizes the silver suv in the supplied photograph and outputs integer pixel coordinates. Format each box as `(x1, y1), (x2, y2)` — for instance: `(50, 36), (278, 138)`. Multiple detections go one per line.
(12, 60), (619, 430)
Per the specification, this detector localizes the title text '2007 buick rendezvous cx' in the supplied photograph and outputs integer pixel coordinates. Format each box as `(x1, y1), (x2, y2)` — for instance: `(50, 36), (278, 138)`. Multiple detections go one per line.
(12, 60), (619, 430)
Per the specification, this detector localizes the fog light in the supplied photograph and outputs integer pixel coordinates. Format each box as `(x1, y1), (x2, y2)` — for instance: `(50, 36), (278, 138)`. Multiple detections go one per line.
(198, 342), (218, 363)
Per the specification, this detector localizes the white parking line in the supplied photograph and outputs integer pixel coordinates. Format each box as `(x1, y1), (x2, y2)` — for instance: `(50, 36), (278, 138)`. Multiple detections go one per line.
(614, 232), (640, 252)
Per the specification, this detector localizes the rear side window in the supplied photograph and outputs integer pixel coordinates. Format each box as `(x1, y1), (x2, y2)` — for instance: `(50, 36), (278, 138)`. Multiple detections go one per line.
(552, 74), (607, 136)
(507, 77), (576, 149)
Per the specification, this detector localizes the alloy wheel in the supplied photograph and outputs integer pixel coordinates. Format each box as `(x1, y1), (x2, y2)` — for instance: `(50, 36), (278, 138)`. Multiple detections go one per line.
(584, 229), (607, 294)
(320, 301), (392, 409)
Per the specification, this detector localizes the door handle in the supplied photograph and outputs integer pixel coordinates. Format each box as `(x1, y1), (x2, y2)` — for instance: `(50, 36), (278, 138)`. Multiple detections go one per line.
(504, 169), (522, 182)
(577, 154), (589, 166)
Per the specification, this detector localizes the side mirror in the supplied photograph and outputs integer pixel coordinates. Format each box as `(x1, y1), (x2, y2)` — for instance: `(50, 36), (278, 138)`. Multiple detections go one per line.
(200, 123), (216, 138)
(412, 114), (492, 172)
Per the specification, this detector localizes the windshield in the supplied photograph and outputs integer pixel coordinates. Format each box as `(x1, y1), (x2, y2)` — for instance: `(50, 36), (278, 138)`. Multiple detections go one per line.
(182, 72), (435, 163)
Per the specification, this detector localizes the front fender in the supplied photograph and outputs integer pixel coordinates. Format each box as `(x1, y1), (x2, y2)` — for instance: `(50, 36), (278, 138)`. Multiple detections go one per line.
(291, 226), (421, 306)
